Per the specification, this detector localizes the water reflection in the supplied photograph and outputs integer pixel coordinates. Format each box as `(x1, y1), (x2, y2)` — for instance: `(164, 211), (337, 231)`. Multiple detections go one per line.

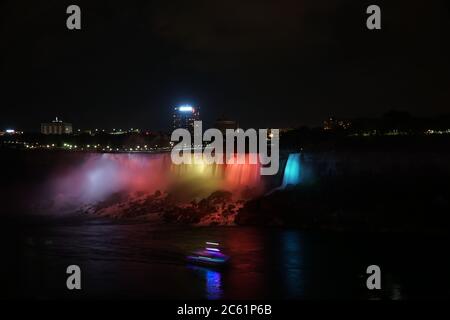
(281, 231), (304, 298)
(16, 223), (442, 300)
(188, 265), (223, 300)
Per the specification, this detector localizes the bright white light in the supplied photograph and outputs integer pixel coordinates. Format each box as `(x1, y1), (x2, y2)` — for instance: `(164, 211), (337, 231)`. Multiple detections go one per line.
(6, 129), (15, 133)
(178, 105), (194, 112)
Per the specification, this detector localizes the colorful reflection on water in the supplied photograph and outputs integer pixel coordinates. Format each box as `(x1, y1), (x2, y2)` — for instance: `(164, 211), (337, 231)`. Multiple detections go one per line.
(281, 231), (304, 298)
(188, 266), (223, 300)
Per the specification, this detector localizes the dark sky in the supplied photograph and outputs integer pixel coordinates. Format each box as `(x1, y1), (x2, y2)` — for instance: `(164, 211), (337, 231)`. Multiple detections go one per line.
(1, 0), (450, 131)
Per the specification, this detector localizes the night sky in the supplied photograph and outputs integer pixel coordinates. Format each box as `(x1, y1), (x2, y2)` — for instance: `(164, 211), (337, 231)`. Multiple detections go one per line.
(1, 0), (450, 131)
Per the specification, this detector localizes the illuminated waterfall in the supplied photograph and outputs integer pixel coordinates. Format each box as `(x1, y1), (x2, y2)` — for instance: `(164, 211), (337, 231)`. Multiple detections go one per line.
(47, 152), (265, 209)
(170, 153), (262, 197)
(282, 153), (301, 188)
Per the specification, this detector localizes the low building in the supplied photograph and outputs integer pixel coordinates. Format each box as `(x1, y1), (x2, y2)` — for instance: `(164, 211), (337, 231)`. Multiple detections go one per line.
(41, 117), (73, 135)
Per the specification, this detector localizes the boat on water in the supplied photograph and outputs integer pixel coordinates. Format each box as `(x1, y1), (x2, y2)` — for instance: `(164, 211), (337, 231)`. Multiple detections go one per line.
(187, 241), (230, 267)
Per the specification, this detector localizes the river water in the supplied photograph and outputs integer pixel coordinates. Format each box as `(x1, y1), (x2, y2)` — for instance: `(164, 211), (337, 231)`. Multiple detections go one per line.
(9, 219), (450, 300)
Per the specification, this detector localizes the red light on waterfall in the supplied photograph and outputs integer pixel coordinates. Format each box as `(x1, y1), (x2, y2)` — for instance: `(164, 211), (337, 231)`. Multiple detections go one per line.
(224, 154), (261, 190)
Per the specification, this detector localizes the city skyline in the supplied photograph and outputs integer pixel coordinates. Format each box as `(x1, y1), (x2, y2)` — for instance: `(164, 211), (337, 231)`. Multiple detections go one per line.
(2, 1), (450, 132)
(3, 108), (450, 134)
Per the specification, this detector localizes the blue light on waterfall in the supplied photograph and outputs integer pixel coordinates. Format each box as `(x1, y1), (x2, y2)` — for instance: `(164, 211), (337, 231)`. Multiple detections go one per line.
(282, 153), (301, 187)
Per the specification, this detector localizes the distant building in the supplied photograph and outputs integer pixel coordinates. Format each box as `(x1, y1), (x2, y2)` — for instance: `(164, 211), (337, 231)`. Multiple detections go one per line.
(279, 128), (294, 133)
(1, 129), (22, 135)
(110, 129), (126, 135)
(323, 117), (351, 131)
(214, 117), (237, 135)
(172, 105), (200, 135)
(41, 117), (73, 135)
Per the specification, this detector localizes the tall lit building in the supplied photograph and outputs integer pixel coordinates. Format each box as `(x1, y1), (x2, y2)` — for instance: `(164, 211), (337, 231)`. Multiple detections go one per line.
(172, 105), (200, 135)
(41, 117), (73, 135)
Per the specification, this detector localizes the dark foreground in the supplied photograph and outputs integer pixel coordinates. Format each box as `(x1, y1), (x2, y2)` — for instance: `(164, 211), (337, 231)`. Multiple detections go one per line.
(2, 218), (450, 300)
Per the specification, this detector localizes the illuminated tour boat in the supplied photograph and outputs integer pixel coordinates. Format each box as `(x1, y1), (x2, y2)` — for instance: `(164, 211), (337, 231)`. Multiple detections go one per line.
(187, 242), (230, 267)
